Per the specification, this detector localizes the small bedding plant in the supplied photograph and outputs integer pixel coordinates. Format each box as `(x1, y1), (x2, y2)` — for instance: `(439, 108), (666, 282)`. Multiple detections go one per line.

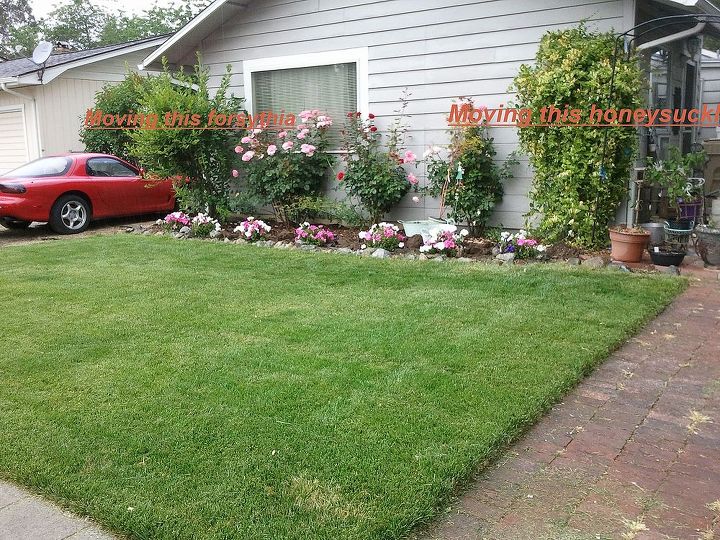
(234, 216), (271, 242)
(497, 230), (547, 259)
(159, 211), (191, 232)
(294, 222), (336, 246)
(358, 222), (406, 251)
(419, 227), (469, 257)
(191, 213), (221, 237)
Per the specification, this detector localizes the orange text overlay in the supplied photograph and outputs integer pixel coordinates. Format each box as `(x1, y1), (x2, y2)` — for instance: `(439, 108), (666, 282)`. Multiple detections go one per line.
(84, 109), (297, 130)
(448, 102), (720, 128)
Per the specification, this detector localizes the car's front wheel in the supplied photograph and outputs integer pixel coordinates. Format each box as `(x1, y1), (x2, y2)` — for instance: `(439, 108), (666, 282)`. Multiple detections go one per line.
(0, 218), (31, 230)
(49, 195), (90, 234)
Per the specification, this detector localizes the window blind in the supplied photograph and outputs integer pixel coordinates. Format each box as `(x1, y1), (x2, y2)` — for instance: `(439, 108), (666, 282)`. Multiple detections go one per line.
(252, 62), (357, 147)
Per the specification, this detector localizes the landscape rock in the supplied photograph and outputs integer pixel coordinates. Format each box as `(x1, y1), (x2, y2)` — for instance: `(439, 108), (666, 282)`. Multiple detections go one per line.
(234, 239), (247, 245)
(404, 254), (417, 260)
(660, 264), (680, 276)
(496, 252), (515, 264)
(405, 235), (424, 249)
(299, 244), (317, 251)
(371, 248), (391, 259)
(432, 255), (446, 262)
(143, 230), (152, 235)
(209, 229), (221, 239)
(224, 237), (231, 243)
(457, 257), (473, 263)
(609, 262), (632, 273)
(491, 246), (501, 256)
(265, 240), (275, 247)
(566, 257), (581, 266)
(583, 256), (606, 269)
(155, 231), (164, 236)
(179, 226), (191, 236)
(336, 247), (354, 255)
(123, 226), (134, 233)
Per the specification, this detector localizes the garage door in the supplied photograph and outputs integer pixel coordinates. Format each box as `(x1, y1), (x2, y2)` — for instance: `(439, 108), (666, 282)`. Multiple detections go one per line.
(0, 107), (29, 174)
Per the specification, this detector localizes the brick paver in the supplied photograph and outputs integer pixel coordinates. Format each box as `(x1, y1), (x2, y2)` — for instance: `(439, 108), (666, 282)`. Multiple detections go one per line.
(420, 266), (720, 540)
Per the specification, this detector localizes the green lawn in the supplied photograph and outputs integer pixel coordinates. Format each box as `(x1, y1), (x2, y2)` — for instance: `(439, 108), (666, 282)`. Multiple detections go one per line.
(0, 236), (684, 539)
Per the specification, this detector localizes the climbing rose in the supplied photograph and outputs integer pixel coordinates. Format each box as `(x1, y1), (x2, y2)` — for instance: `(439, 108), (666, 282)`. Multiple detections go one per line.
(242, 151), (255, 162)
(337, 171), (345, 181)
(232, 169), (239, 177)
(267, 144), (277, 156)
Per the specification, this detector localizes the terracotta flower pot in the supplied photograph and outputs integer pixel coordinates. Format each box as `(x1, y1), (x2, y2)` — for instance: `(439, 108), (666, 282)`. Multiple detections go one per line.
(609, 229), (650, 263)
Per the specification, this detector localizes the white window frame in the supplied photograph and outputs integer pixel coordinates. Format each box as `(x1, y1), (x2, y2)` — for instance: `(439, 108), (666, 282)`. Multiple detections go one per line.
(242, 47), (369, 119)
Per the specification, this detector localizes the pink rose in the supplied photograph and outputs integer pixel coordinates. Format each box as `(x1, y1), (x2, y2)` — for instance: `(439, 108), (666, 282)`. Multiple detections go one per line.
(241, 136), (252, 144)
(278, 131), (287, 138)
(232, 169), (239, 177)
(403, 150), (416, 163)
(267, 144), (277, 156)
(234, 145), (243, 154)
(242, 151), (255, 162)
(282, 141), (294, 151)
(407, 173), (418, 185)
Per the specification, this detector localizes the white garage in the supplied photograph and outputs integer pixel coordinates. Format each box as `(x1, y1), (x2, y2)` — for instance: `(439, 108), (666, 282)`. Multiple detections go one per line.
(0, 105), (30, 174)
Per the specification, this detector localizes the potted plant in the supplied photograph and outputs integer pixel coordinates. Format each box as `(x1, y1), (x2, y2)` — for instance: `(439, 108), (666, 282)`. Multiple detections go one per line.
(648, 243), (686, 267)
(609, 225), (650, 262)
(645, 147), (706, 228)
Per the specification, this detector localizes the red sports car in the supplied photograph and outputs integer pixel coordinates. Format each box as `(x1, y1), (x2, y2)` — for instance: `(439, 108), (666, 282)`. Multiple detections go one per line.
(0, 153), (175, 234)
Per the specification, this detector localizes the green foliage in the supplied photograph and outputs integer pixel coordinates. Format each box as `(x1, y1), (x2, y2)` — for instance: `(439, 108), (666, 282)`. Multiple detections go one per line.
(425, 108), (517, 235)
(240, 112), (334, 223)
(512, 25), (644, 248)
(645, 148), (707, 210)
(339, 98), (415, 224)
(129, 58), (243, 217)
(79, 73), (153, 163)
(284, 195), (365, 227)
(0, 0), (34, 59)
(43, 0), (105, 49)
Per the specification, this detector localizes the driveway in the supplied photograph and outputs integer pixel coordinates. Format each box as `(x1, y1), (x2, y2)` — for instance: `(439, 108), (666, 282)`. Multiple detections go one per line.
(0, 216), (159, 248)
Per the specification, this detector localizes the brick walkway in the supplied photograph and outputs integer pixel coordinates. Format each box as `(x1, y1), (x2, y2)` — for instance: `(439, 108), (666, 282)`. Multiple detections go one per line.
(421, 269), (720, 540)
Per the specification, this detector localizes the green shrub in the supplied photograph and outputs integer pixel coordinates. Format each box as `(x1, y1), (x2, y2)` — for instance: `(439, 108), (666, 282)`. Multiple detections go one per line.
(239, 110), (334, 223)
(425, 104), (517, 236)
(512, 25), (643, 247)
(129, 57), (243, 218)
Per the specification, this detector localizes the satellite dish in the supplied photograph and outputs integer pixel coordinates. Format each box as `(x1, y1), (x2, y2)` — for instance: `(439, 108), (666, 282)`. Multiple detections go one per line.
(31, 41), (52, 65)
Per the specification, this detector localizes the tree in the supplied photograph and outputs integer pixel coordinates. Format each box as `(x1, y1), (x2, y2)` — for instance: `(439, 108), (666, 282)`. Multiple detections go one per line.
(0, 0), (35, 60)
(43, 0), (105, 50)
(80, 72), (155, 163)
(129, 58), (243, 218)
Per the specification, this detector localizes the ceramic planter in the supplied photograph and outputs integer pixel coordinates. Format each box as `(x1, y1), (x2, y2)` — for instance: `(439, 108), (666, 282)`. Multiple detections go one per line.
(694, 225), (720, 266)
(609, 229), (650, 262)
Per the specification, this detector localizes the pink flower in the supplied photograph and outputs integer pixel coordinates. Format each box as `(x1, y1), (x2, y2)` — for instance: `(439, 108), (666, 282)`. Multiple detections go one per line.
(282, 141), (294, 151)
(234, 145), (243, 154)
(232, 169), (239, 177)
(278, 131), (287, 138)
(300, 144), (316, 156)
(407, 173), (418, 185)
(242, 151), (255, 162)
(241, 136), (253, 144)
(267, 144), (277, 156)
(403, 150), (416, 163)
(412, 196), (420, 204)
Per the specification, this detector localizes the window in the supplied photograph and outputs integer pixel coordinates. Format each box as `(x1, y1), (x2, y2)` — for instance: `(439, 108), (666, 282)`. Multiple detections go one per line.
(244, 48), (369, 147)
(3, 156), (71, 178)
(86, 158), (138, 178)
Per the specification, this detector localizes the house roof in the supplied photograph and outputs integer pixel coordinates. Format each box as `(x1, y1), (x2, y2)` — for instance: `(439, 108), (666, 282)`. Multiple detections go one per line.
(0, 35), (169, 85)
(140, 0), (250, 68)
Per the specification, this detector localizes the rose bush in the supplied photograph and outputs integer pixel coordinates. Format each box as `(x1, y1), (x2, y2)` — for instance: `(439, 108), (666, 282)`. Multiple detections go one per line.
(239, 110), (333, 222)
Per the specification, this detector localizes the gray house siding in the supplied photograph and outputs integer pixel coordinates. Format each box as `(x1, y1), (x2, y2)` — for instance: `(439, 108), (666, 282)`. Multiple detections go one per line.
(182, 0), (634, 228)
(701, 56), (720, 142)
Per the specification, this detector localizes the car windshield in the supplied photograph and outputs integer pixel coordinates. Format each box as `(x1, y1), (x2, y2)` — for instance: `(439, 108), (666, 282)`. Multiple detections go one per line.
(2, 157), (72, 178)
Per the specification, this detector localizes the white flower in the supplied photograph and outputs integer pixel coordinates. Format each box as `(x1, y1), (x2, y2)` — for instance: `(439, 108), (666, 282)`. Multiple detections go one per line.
(537, 245), (547, 252)
(419, 245), (430, 253)
(460, 229), (469, 237)
(398, 242), (405, 248)
(412, 196), (420, 203)
(434, 242), (444, 250)
(361, 244), (366, 249)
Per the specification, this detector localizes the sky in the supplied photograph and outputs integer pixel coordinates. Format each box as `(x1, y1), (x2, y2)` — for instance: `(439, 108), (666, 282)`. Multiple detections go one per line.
(30, 0), (181, 19)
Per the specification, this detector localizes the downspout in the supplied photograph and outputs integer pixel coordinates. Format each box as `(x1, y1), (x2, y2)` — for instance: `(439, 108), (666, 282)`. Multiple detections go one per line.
(0, 82), (44, 159)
